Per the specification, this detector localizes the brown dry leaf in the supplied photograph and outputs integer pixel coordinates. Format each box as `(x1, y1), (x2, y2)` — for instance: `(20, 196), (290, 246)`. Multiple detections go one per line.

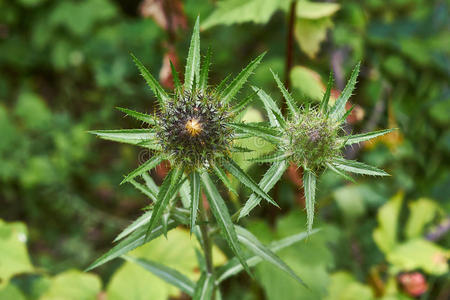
(159, 46), (179, 89)
(140, 0), (187, 33)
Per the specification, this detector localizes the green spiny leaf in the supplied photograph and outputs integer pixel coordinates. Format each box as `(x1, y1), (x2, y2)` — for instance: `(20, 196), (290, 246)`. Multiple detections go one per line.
(248, 151), (292, 163)
(333, 158), (390, 176)
(253, 86), (285, 128)
(85, 219), (178, 271)
(216, 229), (319, 283)
(193, 272), (214, 300)
(128, 179), (157, 202)
(303, 169), (316, 234)
(229, 122), (282, 144)
(189, 171), (201, 234)
(222, 157), (278, 208)
(89, 129), (156, 146)
(221, 52), (266, 104)
(325, 162), (355, 183)
(199, 47), (212, 92)
(131, 53), (169, 105)
(271, 70), (299, 118)
(146, 167), (184, 241)
(185, 17), (201, 92)
(235, 226), (306, 287)
(120, 155), (164, 185)
(239, 160), (288, 219)
(344, 128), (397, 146)
(200, 171), (252, 276)
(114, 210), (153, 242)
(329, 62), (360, 120)
(230, 90), (257, 117)
(212, 164), (238, 195)
(116, 107), (156, 125)
(320, 72), (333, 113)
(170, 60), (182, 92)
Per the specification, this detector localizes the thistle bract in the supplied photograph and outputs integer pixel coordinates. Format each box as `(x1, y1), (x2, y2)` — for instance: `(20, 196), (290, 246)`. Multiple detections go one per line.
(237, 64), (396, 234)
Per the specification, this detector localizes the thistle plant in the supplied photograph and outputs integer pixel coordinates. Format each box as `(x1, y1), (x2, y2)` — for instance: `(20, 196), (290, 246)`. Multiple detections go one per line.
(87, 18), (313, 298)
(236, 64), (395, 233)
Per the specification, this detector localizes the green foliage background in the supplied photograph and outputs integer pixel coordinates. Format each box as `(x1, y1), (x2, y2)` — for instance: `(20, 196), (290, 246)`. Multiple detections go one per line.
(0, 0), (448, 299)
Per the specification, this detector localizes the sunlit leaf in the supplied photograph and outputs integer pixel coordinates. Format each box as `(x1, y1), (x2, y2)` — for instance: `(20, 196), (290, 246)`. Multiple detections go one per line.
(229, 123), (282, 144)
(271, 70), (299, 118)
(189, 171), (201, 234)
(123, 256), (195, 296)
(120, 155), (164, 185)
(333, 158), (389, 177)
(344, 128), (397, 146)
(89, 129), (156, 146)
(193, 272), (214, 300)
(198, 47), (212, 92)
(329, 62), (360, 120)
(253, 85), (285, 127)
(116, 107), (156, 125)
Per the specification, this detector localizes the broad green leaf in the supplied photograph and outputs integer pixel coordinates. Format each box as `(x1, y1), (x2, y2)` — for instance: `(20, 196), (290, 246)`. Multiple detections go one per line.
(131, 54), (169, 105)
(120, 155), (163, 185)
(129, 179), (157, 202)
(405, 198), (440, 239)
(229, 122), (282, 144)
(85, 220), (178, 271)
(146, 167), (184, 239)
(0, 220), (33, 286)
(40, 270), (101, 300)
(324, 272), (374, 300)
(216, 229), (318, 283)
(249, 151), (292, 163)
(170, 60), (182, 92)
(239, 160), (288, 219)
(222, 157), (278, 208)
(116, 107), (156, 125)
(294, 18), (333, 59)
(189, 171), (201, 233)
(344, 128), (397, 146)
(271, 70), (299, 118)
(202, 0), (280, 30)
(320, 73), (333, 113)
(252, 86), (285, 128)
(89, 129), (156, 146)
(325, 162), (355, 183)
(296, 1), (340, 19)
(235, 226), (306, 286)
(185, 17), (200, 92)
(221, 53), (266, 104)
(290, 66), (326, 102)
(123, 256), (195, 296)
(199, 47), (212, 92)
(212, 164), (238, 195)
(387, 239), (450, 275)
(107, 228), (225, 300)
(372, 193), (403, 253)
(329, 62), (360, 120)
(193, 272), (214, 300)
(333, 158), (390, 177)
(200, 172), (251, 276)
(303, 170), (316, 234)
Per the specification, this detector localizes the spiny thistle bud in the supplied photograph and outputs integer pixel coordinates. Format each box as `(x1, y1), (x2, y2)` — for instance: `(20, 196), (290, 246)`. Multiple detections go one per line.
(286, 108), (341, 172)
(156, 90), (233, 168)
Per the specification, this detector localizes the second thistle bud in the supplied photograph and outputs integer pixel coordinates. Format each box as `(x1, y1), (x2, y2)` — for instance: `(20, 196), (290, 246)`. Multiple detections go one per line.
(286, 108), (342, 172)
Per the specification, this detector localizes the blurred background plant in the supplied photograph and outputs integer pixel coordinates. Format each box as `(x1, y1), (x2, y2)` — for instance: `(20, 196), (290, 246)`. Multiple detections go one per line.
(0, 0), (448, 299)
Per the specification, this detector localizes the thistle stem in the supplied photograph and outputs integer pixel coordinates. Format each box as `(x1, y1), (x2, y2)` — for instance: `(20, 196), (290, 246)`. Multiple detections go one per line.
(199, 197), (214, 274)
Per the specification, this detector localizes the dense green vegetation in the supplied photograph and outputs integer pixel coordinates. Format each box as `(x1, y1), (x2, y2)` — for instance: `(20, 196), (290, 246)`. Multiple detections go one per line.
(1, 0), (448, 299)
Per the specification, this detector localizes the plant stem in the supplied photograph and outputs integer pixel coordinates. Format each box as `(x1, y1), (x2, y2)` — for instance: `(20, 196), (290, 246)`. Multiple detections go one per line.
(199, 197), (214, 274)
(284, 0), (297, 93)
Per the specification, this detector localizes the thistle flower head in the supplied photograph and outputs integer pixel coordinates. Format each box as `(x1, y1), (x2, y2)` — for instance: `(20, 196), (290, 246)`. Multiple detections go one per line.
(156, 90), (233, 169)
